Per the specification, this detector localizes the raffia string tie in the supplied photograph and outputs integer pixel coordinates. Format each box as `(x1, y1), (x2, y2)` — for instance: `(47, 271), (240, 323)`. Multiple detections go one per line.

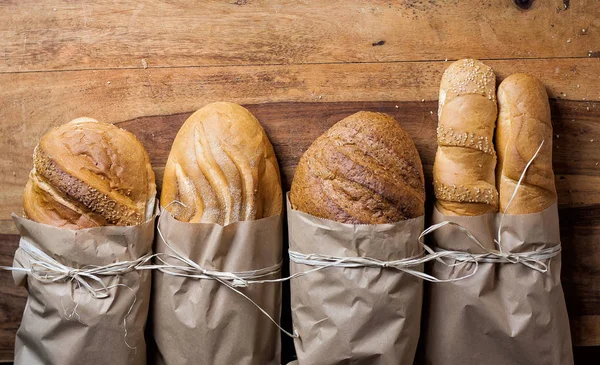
(0, 237), (152, 351)
(149, 202), (297, 338)
(287, 248), (479, 283)
(418, 140), (561, 274)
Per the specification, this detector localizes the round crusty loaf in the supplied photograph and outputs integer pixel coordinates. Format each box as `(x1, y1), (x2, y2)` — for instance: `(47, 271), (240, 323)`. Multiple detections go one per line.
(160, 102), (282, 224)
(290, 111), (425, 224)
(24, 117), (156, 229)
(433, 59), (499, 216)
(496, 73), (556, 214)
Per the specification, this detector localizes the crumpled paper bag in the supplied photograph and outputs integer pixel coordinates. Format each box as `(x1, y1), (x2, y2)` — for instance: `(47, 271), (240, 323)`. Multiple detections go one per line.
(151, 209), (282, 365)
(288, 201), (425, 365)
(12, 213), (155, 365)
(422, 203), (574, 365)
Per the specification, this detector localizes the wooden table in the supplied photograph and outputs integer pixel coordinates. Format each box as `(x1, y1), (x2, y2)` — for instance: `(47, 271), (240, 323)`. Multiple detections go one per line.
(0, 0), (598, 363)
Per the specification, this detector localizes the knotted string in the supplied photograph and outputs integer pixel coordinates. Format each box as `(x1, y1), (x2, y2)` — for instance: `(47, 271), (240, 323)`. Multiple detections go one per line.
(151, 202), (298, 338)
(0, 237), (152, 351)
(288, 248), (479, 283)
(418, 140), (561, 273)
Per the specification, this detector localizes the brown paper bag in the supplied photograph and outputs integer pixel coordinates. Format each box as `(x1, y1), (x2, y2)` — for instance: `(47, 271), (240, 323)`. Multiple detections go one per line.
(152, 209), (282, 365)
(422, 203), (574, 365)
(287, 203), (425, 365)
(11, 213), (155, 365)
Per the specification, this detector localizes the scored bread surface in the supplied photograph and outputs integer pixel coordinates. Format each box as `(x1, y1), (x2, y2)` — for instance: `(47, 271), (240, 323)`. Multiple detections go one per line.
(24, 117), (156, 229)
(160, 102), (282, 224)
(290, 111), (425, 224)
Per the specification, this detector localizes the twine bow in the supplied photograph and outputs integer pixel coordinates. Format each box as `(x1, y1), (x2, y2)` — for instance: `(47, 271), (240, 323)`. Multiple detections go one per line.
(7, 238), (152, 298)
(0, 237), (152, 351)
(419, 140), (561, 274)
(150, 204), (297, 338)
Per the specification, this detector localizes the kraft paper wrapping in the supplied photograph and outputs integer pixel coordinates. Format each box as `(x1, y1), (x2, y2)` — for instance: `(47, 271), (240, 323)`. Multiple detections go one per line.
(288, 203), (425, 365)
(423, 203), (574, 365)
(11, 213), (155, 365)
(152, 209), (282, 365)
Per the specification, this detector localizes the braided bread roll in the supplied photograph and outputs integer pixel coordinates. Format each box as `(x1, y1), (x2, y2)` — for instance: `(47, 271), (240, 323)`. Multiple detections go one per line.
(433, 59), (499, 216)
(160, 102), (282, 224)
(496, 74), (556, 214)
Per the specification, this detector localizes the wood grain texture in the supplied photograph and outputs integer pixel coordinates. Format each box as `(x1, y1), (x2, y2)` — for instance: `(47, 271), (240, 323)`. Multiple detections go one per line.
(0, 234), (26, 361)
(0, 58), (598, 230)
(1, 0), (599, 361)
(0, 0), (598, 72)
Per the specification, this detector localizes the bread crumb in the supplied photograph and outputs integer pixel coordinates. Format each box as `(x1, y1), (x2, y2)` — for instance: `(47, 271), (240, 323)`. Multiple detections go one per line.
(567, 38), (572, 43)
(444, 58), (448, 62)
(421, 99), (425, 102)
(591, 139), (595, 142)
(141, 58), (148, 69)
(587, 107), (590, 110)
(430, 111), (433, 114)
(577, 84), (580, 88)
(395, 105), (399, 108)
(106, 81), (111, 84)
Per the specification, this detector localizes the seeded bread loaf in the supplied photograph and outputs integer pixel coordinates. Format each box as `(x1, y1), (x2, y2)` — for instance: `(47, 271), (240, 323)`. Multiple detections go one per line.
(433, 59), (499, 216)
(290, 111), (425, 224)
(24, 117), (156, 229)
(496, 74), (556, 214)
(160, 102), (282, 224)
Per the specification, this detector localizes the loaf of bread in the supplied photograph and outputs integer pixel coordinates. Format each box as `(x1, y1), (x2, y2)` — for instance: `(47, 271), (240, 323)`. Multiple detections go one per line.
(290, 111), (425, 224)
(160, 102), (282, 224)
(496, 74), (556, 214)
(433, 59), (499, 216)
(24, 117), (156, 229)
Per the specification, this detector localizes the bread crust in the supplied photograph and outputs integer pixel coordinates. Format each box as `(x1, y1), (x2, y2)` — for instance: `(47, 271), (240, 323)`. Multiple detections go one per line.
(24, 117), (156, 228)
(160, 102), (282, 224)
(496, 73), (556, 214)
(433, 59), (499, 216)
(290, 111), (425, 224)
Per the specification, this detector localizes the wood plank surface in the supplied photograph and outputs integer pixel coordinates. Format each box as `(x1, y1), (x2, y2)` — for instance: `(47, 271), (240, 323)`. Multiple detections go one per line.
(0, 58), (598, 231)
(0, 0), (598, 72)
(0, 0), (599, 362)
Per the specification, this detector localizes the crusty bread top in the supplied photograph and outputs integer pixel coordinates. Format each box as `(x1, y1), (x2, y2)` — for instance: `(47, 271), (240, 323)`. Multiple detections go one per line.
(160, 102), (282, 224)
(496, 73), (556, 214)
(290, 111), (425, 224)
(24, 117), (156, 228)
(434, 59), (499, 216)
